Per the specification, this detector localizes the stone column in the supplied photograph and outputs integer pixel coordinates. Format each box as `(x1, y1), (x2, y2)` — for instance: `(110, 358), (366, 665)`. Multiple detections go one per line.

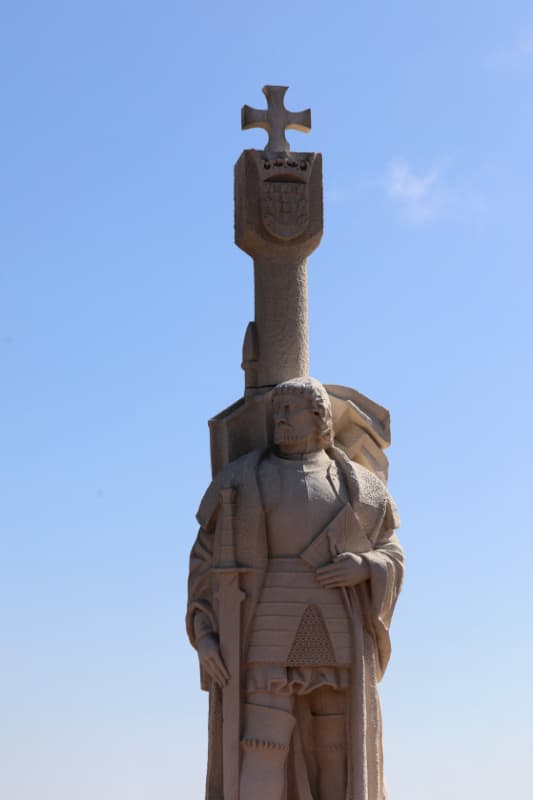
(234, 149), (323, 390)
(253, 257), (308, 386)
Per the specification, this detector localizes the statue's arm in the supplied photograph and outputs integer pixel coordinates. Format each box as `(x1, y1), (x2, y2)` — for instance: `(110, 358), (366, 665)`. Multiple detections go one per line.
(352, 481), (404, 627)
(360, 523), (404, 632)
(186, 523), (230, 689)
(186, 526), (217, 649)
(316, 489), (404, 630)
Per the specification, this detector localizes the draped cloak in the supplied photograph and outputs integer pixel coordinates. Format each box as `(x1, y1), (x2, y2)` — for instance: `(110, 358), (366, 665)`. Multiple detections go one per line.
(186, 447), (404, 800)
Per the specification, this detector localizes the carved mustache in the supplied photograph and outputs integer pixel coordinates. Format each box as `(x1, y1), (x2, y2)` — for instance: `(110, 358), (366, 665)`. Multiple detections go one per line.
(274, 420), (294, 431)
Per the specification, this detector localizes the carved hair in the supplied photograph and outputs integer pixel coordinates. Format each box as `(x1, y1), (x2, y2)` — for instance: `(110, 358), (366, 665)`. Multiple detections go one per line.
(272, 377), (334, 449)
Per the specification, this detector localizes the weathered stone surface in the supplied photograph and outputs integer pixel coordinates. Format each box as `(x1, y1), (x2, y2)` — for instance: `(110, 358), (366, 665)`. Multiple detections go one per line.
(234, 150), (323, 261)
(241, 85), (311, 155)
(186, 87), (404, 800)
(234, 149), (323, 388)
(208, 384), (391, 483)
(234, 87), (323, 392)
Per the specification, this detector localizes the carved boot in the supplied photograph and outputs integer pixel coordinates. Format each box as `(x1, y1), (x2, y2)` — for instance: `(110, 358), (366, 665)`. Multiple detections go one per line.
(240, 702), (296, 800)
(312, 712), (347, 800)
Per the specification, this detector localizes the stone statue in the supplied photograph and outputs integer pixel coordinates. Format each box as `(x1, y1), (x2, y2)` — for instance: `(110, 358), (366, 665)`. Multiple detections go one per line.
(187, 377), (403, 800)
(186, 87), (404, 800)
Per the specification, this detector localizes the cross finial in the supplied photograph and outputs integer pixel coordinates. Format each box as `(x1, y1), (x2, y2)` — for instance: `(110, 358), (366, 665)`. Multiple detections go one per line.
(241, 85), (311, 154)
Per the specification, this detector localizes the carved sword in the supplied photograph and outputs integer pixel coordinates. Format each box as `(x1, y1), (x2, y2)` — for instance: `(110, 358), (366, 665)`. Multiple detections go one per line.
(213, 487), (245, 800)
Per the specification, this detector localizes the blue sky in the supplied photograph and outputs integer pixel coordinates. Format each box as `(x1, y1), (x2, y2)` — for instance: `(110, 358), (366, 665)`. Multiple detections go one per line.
(2, 2), (532, 798)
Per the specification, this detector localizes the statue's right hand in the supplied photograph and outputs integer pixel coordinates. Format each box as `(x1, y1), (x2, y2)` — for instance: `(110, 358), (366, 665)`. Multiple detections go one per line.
(197, 633), (230, 688)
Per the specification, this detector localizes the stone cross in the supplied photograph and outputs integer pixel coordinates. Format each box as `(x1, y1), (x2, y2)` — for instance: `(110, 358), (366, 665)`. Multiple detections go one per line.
(241, 85), (311, 153)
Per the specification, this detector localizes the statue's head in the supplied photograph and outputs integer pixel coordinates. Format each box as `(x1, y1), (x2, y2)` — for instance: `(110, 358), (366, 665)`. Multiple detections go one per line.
(272, 377), (334, 455)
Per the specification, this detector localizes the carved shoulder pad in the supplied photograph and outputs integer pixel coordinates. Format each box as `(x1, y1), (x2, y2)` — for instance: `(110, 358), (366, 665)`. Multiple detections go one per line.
(196, 449), (263, 530)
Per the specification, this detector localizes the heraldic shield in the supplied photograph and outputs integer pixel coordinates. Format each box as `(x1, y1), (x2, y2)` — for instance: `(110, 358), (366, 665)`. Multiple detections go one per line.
(260, 179), (310, 241)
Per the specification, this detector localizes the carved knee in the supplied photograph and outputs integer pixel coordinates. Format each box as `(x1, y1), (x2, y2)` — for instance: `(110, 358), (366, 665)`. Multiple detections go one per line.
(242, 702), (296, 753)
(240, 703), (296, 800)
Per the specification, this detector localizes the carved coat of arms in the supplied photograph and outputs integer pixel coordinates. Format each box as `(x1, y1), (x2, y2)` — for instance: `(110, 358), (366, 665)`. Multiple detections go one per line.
(261, 179), (309, 240)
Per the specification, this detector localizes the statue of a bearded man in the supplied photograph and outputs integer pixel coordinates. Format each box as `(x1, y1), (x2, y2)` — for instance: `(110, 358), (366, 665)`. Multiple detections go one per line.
(186, 377), (404, 800)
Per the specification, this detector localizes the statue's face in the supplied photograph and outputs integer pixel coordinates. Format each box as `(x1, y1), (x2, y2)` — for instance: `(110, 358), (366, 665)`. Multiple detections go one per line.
(273, 392), (321, 454)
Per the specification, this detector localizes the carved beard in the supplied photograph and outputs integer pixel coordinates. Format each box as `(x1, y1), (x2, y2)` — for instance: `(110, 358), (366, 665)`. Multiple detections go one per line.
(274, 428), (305, 444)
(274, 422), (318, 446)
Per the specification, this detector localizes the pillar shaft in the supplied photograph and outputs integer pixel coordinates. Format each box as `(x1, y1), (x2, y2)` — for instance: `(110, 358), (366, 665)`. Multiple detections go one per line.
(234, 149), (323, 393)
(253, 258), (309, 387)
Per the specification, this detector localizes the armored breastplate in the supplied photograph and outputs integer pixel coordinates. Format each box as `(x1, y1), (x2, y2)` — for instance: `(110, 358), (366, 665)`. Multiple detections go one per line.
(247, 452), (352, 667)
(258, 451), (348, 556)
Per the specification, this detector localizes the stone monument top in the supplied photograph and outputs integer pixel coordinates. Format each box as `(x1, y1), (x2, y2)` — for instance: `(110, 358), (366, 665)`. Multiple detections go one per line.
(206, 86), (392, 484)
(241, 85), (311, 154)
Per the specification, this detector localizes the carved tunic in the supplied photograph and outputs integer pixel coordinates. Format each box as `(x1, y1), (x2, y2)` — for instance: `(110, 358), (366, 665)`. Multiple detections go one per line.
(188, 444), (404, 799)
(247, 451), (352, 672)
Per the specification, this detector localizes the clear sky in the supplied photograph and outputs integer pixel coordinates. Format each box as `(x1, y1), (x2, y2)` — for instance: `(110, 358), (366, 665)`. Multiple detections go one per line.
(2, 2), (532, 798)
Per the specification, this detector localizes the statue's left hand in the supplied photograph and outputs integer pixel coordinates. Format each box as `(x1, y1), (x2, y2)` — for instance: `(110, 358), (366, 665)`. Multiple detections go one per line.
(316, 553), (370, 588)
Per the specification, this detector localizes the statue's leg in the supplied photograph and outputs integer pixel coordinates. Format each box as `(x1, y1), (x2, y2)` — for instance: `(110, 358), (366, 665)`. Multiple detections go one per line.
(309, 687), (347, 800)
(240, 692), (295, 800)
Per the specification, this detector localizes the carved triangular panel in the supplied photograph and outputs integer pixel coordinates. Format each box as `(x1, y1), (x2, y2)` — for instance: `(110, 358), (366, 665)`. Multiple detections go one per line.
(286, 604), (336, 666)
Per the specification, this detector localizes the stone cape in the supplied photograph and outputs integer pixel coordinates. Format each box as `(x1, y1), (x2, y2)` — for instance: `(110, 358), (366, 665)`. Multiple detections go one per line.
(186, 446), (403, 800)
